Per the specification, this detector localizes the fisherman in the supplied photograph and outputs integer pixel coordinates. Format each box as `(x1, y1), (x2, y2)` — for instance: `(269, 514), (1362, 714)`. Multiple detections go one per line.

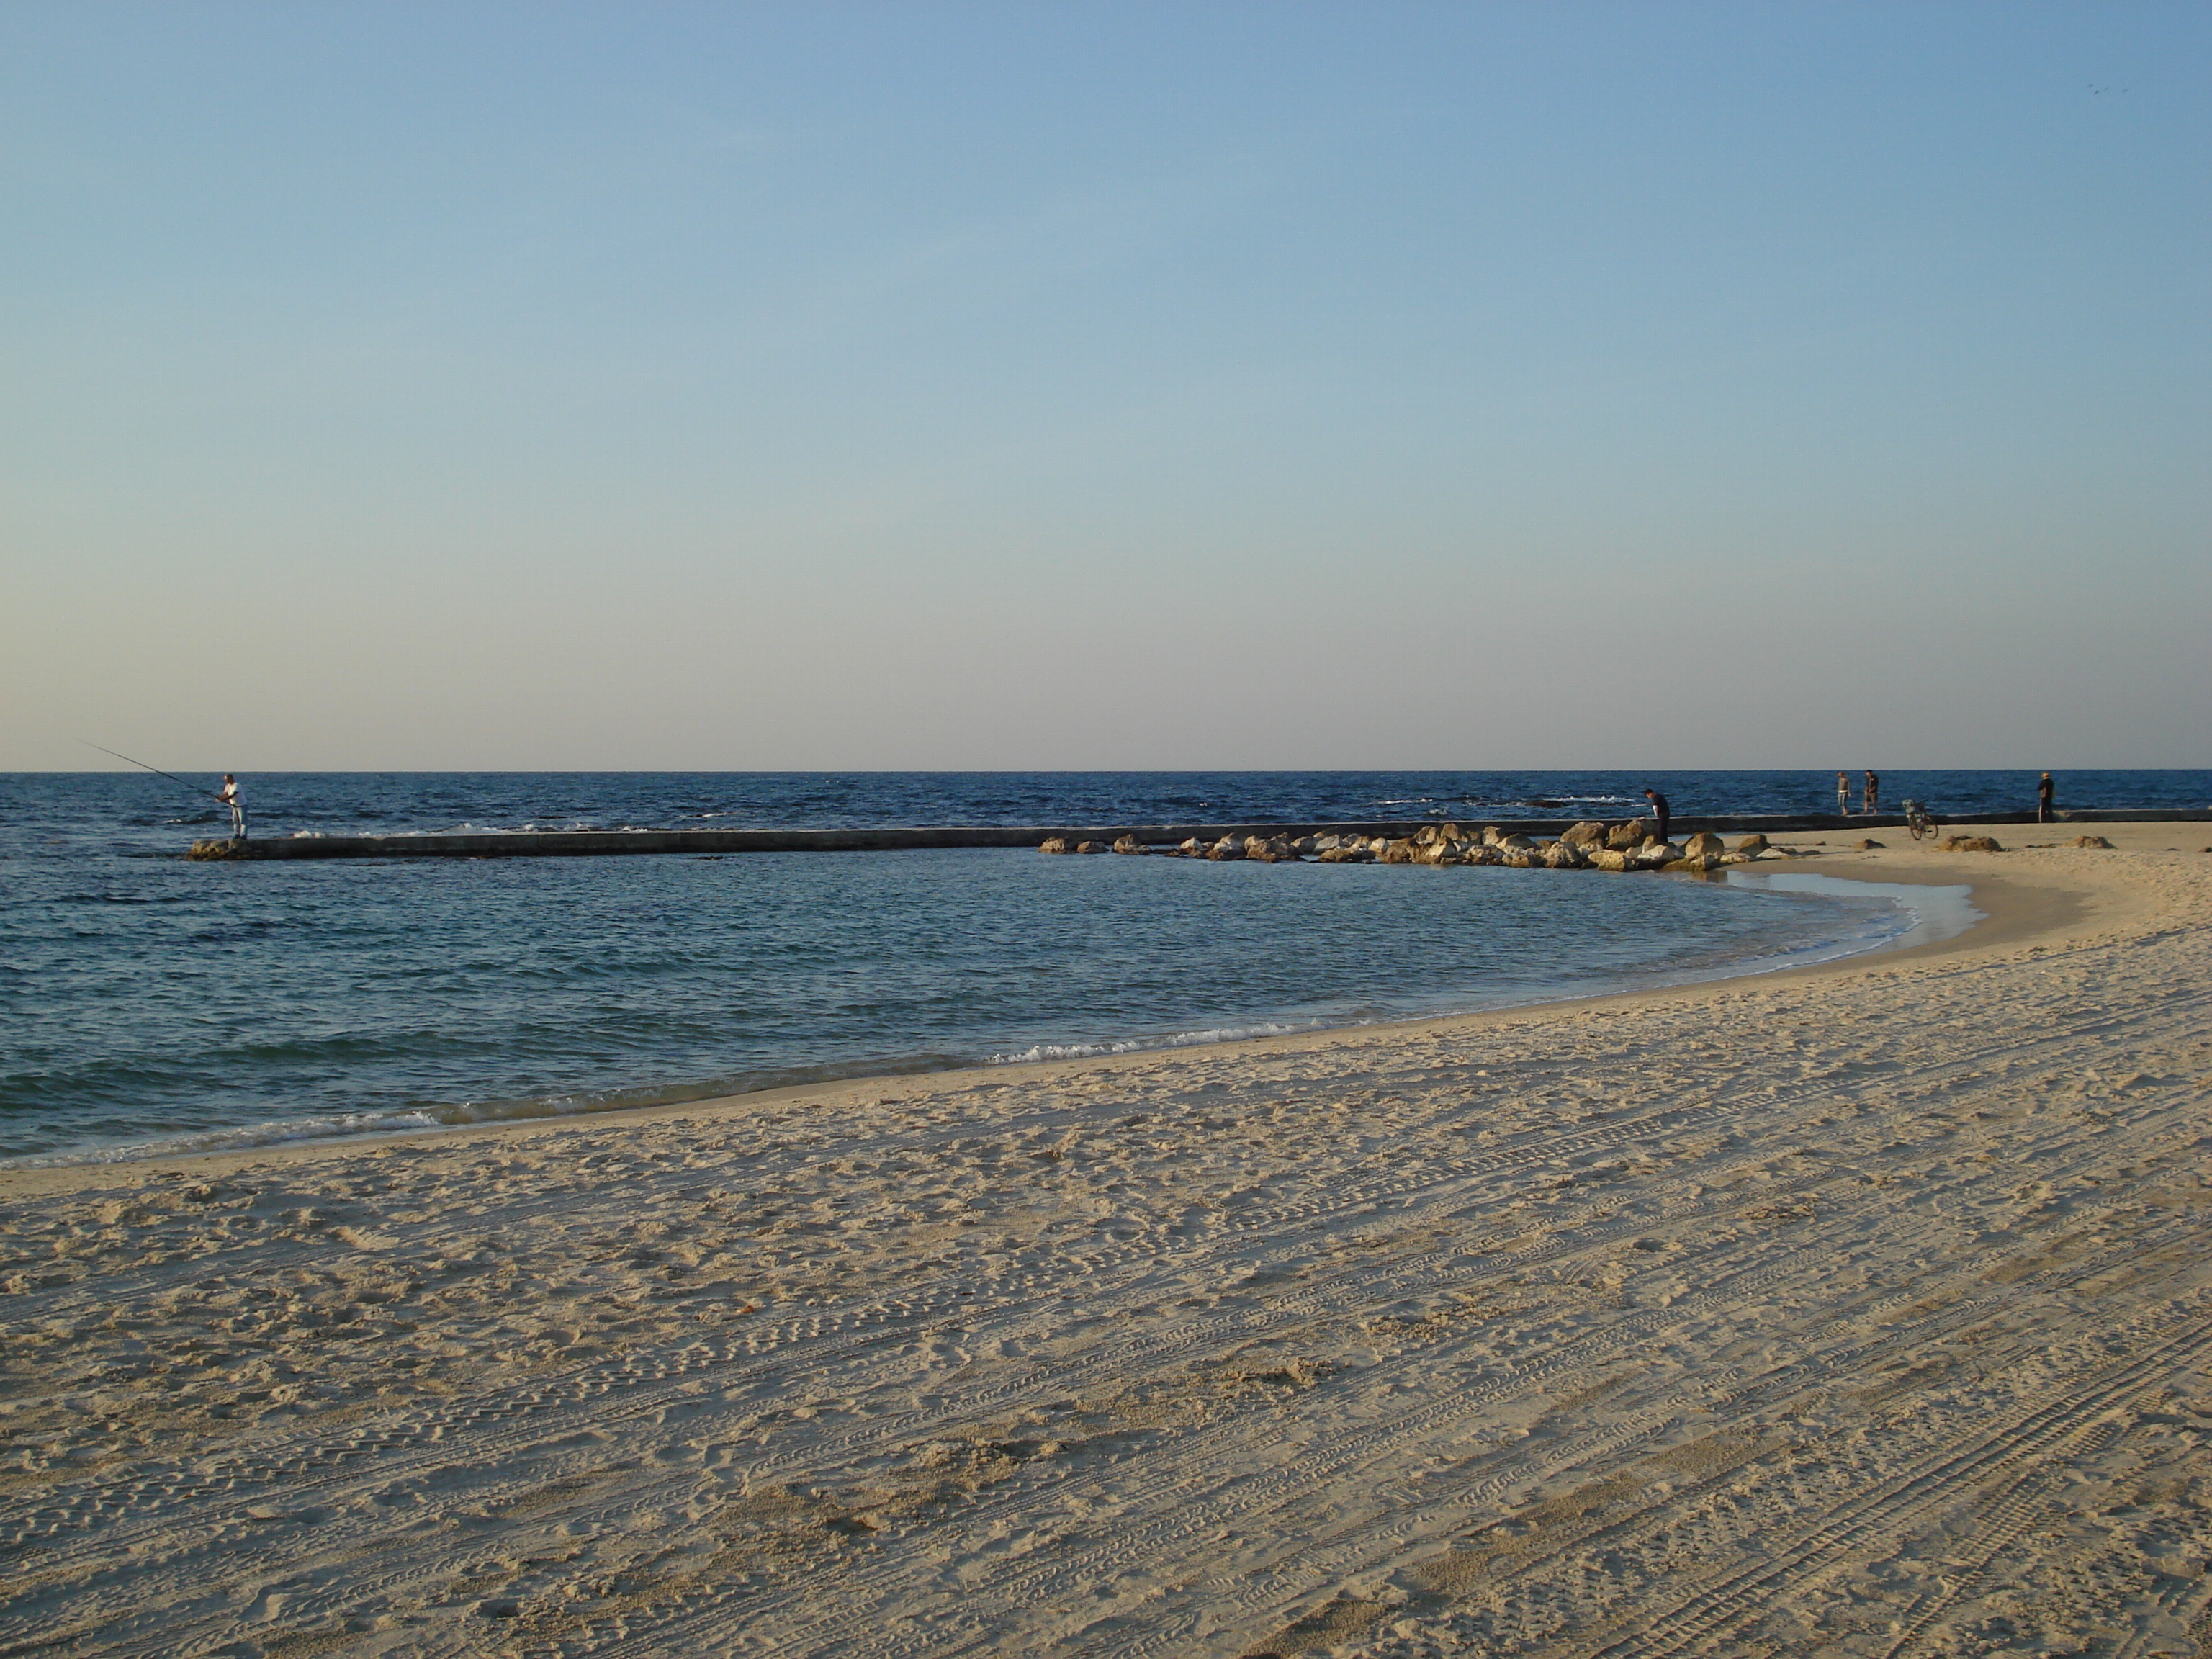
(1642, 786), (1671, 845)
(217, 774), (247, 840)
(2037, 770), (2055, 822)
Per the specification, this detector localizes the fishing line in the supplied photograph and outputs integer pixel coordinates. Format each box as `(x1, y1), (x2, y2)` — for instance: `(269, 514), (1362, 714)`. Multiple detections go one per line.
(76, 739), (217, 799)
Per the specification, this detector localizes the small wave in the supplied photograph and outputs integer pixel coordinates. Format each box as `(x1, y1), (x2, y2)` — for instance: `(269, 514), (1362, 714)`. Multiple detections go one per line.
(987, 1020), (1316, 1065)
(53, 890), (197, 906)
(0, 1106), (449, 1170)
(387, 821), (626, 836)
(0, 1053), (983, 1171)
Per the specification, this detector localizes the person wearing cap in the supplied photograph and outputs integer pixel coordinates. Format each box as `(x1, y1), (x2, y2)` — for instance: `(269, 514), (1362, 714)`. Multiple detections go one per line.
(2037, 770), (2054, 822)
(1642, 787), (1671, 845)
(217, 774), (246, 840)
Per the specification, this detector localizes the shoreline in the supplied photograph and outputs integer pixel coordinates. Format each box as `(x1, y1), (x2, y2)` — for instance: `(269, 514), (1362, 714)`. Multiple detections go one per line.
(9, 850), (1982, 1183)
(4, 822), (2207, 1656)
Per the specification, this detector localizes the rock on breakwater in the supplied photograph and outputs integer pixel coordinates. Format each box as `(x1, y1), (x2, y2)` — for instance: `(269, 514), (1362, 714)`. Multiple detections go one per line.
(1039, 819), (1804, 876)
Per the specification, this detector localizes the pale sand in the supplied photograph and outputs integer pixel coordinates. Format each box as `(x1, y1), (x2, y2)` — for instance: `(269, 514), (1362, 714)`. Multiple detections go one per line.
(4, 823), (2210, 1657)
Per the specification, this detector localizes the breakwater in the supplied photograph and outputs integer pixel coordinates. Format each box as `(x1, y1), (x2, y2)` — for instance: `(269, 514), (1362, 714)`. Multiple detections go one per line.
(184, 807), (2208, 861)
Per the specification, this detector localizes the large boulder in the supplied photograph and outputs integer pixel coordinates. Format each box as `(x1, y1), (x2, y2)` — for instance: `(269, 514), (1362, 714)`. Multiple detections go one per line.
(1208, 836), (1245, 860)
(1076, 840), (1109, 855)
(1503, 849), (1542, 868)
(2072, 834), (2115, 849)
(1632, 840), (1681, 868)
(1462, 843), (1503, 866)
(1317, 843), (1371, 863)
(1606, 820), (1650, 850)
(1586, 847), (1632, 871)
(1379, 840), (1415, 864)
(1039, 837), (1071, 855)
(1177, 837), (1205, 857)
(1733, 834), (1769, 856)
(1542, 838), (1586, 869)
(1661, 855), (1724, 875)
(1112, 834), (1148, 855)
(1497, 832), (1536, 852)
(1682, 831), (1727, 860)
(1562, 820), (1610, 848)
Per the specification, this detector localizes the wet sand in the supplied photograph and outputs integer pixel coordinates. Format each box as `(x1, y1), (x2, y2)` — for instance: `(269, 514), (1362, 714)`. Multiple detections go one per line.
(4, 822), (2209, 1657)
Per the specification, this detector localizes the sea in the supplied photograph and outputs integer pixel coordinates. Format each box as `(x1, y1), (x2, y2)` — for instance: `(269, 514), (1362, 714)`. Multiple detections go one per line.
(5, 769), (2205, 1169)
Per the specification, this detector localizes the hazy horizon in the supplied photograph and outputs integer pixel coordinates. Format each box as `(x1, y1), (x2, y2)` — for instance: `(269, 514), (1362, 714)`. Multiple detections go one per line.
(5, 2), (2206, 773)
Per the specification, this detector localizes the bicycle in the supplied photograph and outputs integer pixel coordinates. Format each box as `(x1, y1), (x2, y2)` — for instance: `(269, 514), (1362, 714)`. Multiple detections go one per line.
(1903, 799), (1939, 841)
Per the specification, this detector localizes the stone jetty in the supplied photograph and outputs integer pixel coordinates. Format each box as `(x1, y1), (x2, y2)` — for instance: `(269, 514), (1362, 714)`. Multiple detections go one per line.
(184, 808), (2198, 863)
(185, 814), (1845, 862)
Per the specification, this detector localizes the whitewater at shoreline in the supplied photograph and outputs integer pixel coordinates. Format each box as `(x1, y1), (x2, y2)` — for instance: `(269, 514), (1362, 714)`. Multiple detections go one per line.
(4, 822), (2209, 1656)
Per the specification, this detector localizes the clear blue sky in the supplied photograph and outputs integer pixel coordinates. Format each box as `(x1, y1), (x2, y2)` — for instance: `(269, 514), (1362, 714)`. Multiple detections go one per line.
(5, 1), (2205, 770)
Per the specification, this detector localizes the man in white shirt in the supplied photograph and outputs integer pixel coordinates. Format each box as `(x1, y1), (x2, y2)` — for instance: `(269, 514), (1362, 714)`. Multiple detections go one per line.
(217, 774), (246, 840)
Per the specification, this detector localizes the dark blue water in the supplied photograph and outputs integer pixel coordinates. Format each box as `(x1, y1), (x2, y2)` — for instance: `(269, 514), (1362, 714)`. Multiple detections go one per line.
(4, 771), (2200, 1166)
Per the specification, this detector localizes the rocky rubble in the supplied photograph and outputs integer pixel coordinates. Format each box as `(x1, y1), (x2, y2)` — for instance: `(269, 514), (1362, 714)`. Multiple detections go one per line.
(1040, 821), (1807, 874)
(1941, 834), (2006, 853)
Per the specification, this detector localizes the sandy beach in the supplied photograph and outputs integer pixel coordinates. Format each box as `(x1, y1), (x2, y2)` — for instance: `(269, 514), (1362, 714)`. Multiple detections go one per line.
(5, 821), (2209, 1658)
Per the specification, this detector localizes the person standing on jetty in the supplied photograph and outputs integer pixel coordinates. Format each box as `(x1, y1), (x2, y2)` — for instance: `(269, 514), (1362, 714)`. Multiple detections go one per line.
(2038, 770), (2055, 822)
(1863, 770), (1880, 817)
(1836, 771), (1851, 816)
(217, 774), (246, 840)
(1643, 787), (1671, 844)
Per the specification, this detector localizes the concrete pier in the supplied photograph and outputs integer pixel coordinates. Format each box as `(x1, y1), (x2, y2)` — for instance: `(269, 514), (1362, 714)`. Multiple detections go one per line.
(184, 807), (2208, 861)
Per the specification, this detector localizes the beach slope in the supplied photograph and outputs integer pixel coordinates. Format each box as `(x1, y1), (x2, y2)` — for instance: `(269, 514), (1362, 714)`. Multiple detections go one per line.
(4, 824), (2210, 1656)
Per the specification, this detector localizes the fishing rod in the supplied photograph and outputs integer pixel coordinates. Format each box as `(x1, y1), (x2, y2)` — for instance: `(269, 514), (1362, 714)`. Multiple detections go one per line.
(76, 740), (220, 799)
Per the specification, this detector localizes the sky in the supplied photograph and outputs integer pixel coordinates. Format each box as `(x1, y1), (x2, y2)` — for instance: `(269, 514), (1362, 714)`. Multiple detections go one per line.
(4, 1), (2206, 771)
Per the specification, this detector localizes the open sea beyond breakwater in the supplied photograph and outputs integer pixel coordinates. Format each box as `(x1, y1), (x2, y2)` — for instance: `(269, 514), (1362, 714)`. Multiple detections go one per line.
(5, 770), (2204, 1166)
